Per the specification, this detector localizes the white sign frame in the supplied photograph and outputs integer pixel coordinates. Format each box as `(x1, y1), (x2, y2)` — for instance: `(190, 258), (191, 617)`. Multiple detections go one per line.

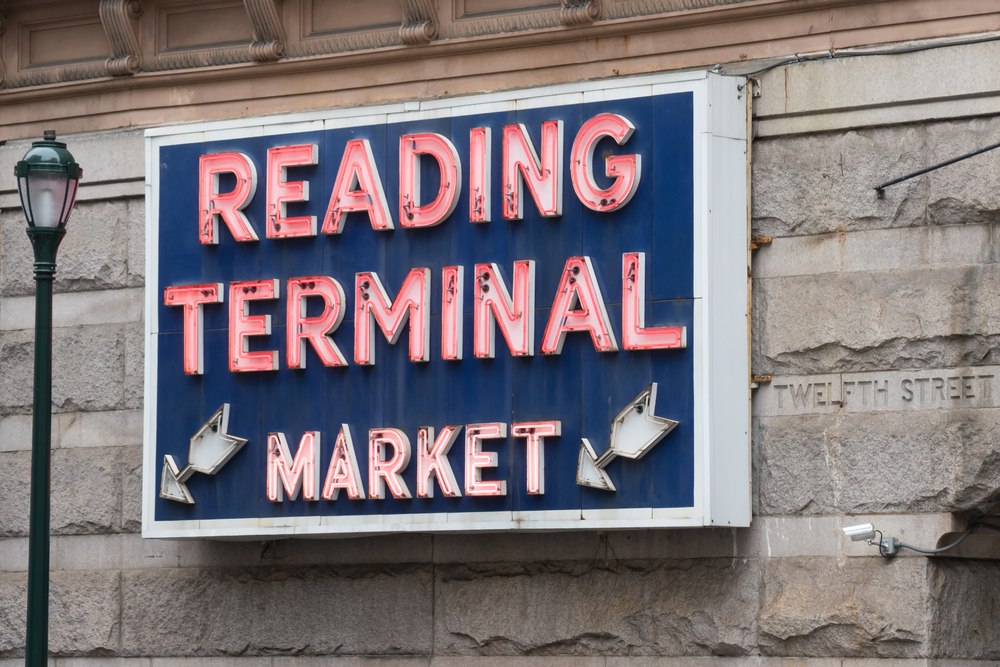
(142, 70), (750, 539)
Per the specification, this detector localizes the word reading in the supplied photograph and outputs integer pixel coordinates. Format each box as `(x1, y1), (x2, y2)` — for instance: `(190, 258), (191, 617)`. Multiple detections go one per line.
(198, 114), (641, 247)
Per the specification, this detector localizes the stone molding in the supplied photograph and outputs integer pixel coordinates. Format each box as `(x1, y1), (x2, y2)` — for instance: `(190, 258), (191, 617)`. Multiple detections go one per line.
(399, 0), (439, 46)
(0, 0), (997, 138)
(243, 0), (286, 62)
(283, 28), (400, 59)
(99, 0), (143, 76)
(0, 513), (964, 568)
(436, 7), (560, 40)
(0, 0), (871, 91)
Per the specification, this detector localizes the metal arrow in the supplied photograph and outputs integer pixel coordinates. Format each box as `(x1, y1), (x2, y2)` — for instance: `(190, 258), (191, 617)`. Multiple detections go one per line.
(160, 454), (194, 504)
(576, 383), (678, 492)
(159, 404), (248, 504)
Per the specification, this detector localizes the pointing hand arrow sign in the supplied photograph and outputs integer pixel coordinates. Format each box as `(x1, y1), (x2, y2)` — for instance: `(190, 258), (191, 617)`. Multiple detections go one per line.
(160, 404), (248, 504)
(576, 383), (678, 492)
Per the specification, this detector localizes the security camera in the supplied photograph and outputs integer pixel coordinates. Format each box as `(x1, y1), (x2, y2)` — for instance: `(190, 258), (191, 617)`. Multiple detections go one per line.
(841, 519), (985, 557)
(843, 523), (877, 542)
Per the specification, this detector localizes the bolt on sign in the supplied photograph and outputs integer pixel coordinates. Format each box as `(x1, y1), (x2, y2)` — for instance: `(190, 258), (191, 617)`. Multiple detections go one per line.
(142, 71), (751, 538)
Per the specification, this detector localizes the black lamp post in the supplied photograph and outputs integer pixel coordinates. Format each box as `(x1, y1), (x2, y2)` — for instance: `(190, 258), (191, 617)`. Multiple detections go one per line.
(14, 130), (81, 667)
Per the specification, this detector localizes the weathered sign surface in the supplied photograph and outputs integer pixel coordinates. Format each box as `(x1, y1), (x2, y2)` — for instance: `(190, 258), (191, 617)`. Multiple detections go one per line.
(142, 71), (750, 538)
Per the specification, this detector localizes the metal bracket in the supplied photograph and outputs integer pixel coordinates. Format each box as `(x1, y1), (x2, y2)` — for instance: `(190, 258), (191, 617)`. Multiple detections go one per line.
(750, 374), (771, 389)
(750, 236), (772, 251)
(875, 139), (1000, 198)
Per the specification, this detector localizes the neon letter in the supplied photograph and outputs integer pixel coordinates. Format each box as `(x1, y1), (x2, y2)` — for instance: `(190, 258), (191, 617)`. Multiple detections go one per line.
(267, 431), (320, 502)
(198, 152), (259, 244)
(541, 257), (618, 354)
(287, 276), (348, 368)
(321, 138), (394, 234)
(622, 253), (686, 350)
(570, 113), (641, 212)
(442, 266), (464, 361)
(354, 269), (430, 365)
(267, 144), (318, 238)
(473, 261), (535, 358)
(511, 421), (560, 495)
(502, 121), (563, 220)
(465, 422), (507, 497)
(229, 279), (279, 372)
(469, 127), (491, 223)
(322, 424), (366, 500)
(163, 283), (223, 375)
(369, 428), (412, 499)
(399, 133), (462, 228)
(416, 426), (463, 498)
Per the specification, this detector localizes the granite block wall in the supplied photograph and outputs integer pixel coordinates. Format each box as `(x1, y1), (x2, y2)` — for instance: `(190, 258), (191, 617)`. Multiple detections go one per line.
(1, 66), (999, 667)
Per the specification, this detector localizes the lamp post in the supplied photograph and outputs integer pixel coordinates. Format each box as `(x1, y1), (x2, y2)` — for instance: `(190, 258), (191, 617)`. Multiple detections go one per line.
(14, 130), (81, 667)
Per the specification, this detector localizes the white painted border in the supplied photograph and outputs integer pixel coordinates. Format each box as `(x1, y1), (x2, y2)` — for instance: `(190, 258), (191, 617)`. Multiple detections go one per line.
(142, 70), (749, 539)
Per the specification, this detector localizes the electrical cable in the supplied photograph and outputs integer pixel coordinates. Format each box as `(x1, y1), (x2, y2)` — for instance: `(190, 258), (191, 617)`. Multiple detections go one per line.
(716, 32), (1000, 77)
(895, 522), (1000, 556)
(874, 529), (887, 558)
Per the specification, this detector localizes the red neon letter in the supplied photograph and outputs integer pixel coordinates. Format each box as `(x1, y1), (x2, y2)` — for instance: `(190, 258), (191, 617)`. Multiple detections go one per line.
(541, 257), (618, 354)
(369, 428), (412, 499)
(287, 276), (348, 368)
(399, 133), (462, 228)
(229, 279), (279, 372)
(473, 261), (535, 358)
(164, 283), (223, 375)
(512, 421), (560, 495)
(442, 266), (464, 361)
(321, 139), (393, 234)
(322, 424), (366, 500)
(354, 269), (430, 365)
(469, 127), (491, 223)
(465, 422), (507, 497)
(622, 253), (686, 350)
(198, 152), (259, 244)
(267, 144), (318, 238)
(267, 431), (321, 502)
(502, 121), (563, 220)
(570, 113), (641, 212)
(416, 426), (463, 498)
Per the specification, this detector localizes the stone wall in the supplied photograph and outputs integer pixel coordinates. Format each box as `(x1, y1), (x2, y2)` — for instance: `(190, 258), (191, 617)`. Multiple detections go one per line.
(1, 46), (1000, 666)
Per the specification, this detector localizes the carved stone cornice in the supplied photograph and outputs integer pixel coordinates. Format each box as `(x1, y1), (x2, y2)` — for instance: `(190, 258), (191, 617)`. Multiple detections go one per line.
(284, 28), (399, 59)
(561, 0), (601, 26)
(244, 0), (286, 62)
(142, 46), (252, 73)
(400, 0), (437, 46)
(99, 0), (142, 76)
(0, 0), (979, 100)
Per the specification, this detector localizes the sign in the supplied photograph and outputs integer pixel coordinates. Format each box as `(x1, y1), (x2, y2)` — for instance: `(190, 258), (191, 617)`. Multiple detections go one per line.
(142, 71), (750, 538)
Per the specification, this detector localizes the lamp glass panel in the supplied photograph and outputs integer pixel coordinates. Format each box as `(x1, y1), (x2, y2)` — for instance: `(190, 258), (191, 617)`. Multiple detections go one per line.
(62, 179), (80, 225)
(27, 171), (69, 228)
(17, 177), (29, 221)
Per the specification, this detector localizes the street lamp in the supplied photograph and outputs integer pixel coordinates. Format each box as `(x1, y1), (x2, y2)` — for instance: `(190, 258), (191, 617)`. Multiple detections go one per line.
(14, 130), (81, 667)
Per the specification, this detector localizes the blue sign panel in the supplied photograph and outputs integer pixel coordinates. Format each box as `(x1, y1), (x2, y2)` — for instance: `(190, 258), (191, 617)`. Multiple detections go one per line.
(143, 72), (750, 538)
